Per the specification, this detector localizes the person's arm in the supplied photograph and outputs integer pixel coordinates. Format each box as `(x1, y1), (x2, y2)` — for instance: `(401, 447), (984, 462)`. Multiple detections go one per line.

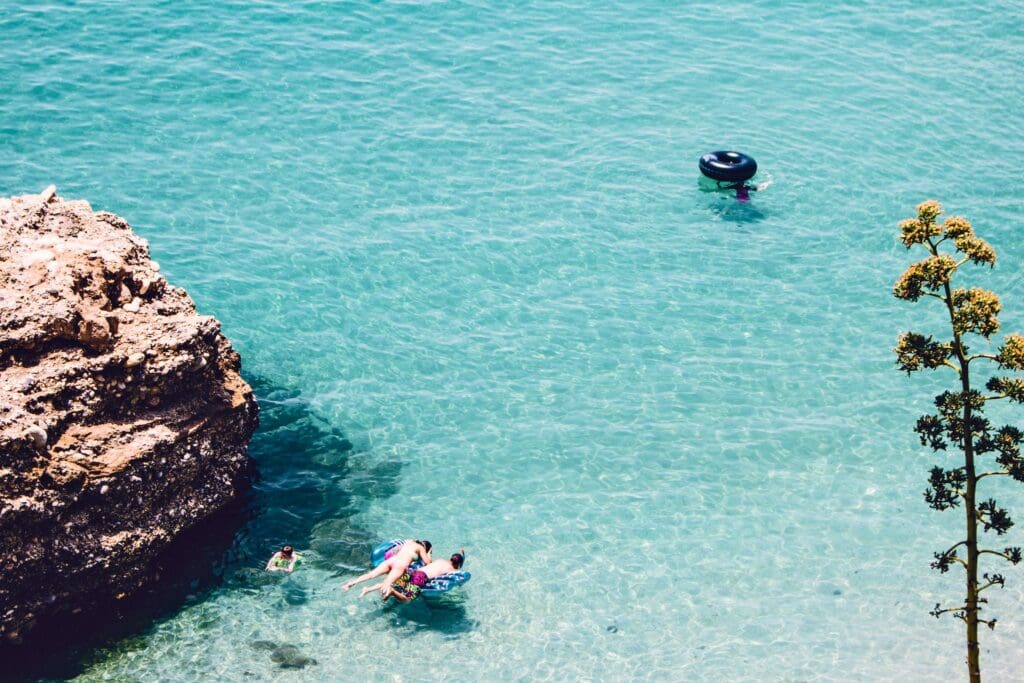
(286, 554), (301, 573)
(266, 553), (281, 571)
(421, 546), (432, 565)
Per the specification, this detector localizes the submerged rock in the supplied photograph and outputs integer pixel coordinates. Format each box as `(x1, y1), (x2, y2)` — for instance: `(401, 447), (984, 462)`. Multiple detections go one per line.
(250, 640), (318, 669)
(282, 584), (309, 606)
(0, 188), (259, 643)
(232, 567), (283, 589)
(272, 643), (318, 669)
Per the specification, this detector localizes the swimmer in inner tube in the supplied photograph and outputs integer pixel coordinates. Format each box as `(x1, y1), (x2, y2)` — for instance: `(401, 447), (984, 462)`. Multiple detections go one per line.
(726, 175), (772, 203)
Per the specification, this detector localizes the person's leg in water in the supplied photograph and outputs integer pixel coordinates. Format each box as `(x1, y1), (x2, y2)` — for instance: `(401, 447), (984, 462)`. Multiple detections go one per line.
(736, 185), (751, 203)
(360, 575), (414, 602)
(361, 583), (406, 603)
(360, 581), (387, 598)
(343, 561), (392, 591)
(381, 560), (413, 596)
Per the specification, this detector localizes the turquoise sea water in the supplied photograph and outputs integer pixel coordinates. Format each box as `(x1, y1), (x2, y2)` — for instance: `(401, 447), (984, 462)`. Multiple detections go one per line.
(4, 1), (1024, 680)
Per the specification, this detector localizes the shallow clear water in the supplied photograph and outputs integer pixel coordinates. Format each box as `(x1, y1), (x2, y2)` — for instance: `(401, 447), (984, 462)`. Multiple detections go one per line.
(4, 1), (1024, 680)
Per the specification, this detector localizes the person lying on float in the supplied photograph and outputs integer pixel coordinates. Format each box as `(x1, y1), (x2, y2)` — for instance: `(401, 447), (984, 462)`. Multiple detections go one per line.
(342, 539), (432, 593)
(359, 550), (466, 603)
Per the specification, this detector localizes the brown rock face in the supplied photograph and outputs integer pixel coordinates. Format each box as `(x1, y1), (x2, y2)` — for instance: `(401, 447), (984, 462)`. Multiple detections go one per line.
(0, 188), (258, 643)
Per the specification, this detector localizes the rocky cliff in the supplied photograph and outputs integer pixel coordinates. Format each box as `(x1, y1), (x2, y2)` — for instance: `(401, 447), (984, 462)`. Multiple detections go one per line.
(0, 188), (258, 643)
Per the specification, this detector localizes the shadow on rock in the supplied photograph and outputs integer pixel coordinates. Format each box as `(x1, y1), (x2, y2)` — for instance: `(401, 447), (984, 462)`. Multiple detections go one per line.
(229, 566), (284, 591)
(240, 375), (402, 572)
(0, 372), (400, 683)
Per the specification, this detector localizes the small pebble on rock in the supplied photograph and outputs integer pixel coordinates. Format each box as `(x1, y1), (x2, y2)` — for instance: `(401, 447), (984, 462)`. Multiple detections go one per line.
(26, 425), (47, 448)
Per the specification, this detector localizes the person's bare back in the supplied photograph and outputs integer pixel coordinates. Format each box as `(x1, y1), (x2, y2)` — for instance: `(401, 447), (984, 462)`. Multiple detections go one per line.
(419, 550), (465, 579)
(390, 542), (424, 568)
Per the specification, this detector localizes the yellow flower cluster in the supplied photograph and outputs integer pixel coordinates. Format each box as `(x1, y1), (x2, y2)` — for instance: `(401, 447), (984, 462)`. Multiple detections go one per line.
(955, 235), (996, 266)
(900, 217), (942, 248)
(917, 200), (943, 222)
(951, 287), (1001, 338)
(942, 216), (973, 238)
(894, 255), (958, 301)
(986, 377), (1024, 403)
(997, 333), (1024, 370)
(894, 332), (953, 373)
(897, 200), (948, 247)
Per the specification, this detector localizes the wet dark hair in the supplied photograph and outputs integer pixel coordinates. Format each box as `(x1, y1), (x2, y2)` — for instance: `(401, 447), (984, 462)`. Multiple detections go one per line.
(450, 553), (464, 569)
(281, 546), (293, 556)
(416, 540), (432, 553)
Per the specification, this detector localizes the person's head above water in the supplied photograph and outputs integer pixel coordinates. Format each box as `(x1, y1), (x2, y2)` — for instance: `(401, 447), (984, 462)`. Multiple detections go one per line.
(281, 546), (293, 557)
(450, 552), (465, 570)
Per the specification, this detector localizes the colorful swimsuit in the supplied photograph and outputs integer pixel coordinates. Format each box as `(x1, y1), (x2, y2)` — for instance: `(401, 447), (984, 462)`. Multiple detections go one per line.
(391, 570), (428, 601)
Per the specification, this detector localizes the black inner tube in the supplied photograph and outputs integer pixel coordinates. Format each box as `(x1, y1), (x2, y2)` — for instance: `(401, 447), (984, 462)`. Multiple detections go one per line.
(699, 151), (757, 182)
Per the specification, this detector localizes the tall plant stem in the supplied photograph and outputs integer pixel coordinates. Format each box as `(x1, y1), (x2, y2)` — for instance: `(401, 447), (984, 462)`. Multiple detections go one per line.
(940, 269), (981, 683)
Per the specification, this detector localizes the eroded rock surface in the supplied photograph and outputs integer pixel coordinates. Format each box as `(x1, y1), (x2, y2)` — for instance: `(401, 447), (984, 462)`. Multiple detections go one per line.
(0, 188), (258, 643)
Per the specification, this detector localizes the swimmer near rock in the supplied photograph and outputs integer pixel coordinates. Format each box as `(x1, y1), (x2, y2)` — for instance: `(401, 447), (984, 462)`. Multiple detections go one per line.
(699, 150), (769, 203)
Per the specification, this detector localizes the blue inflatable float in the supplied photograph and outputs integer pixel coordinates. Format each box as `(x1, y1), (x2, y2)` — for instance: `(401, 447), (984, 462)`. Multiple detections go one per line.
(371, 539), (471, 598)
